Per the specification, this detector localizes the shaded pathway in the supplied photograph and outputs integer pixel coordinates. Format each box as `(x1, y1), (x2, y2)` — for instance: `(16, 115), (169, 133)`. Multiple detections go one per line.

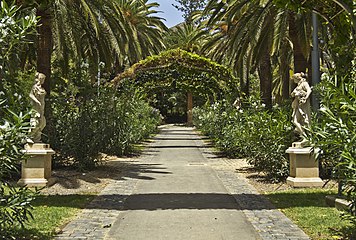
(56, 125), (309, 240)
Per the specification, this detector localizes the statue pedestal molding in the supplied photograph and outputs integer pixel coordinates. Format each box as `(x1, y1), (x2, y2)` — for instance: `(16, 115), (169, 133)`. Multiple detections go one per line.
(286, 143), (323, 187)
(18, 143), (55, 187)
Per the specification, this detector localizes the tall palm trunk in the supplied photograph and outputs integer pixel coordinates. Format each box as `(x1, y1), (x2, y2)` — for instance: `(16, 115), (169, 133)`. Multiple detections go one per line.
(280, 40), (290, 100)
(36, 8), (53, 141)
(245, 56), (250, 98)
(289, 13), (308, 73)
(258, 50), (272, 109)
(239, 57), (251, 98)
(36, 9), (52, 94)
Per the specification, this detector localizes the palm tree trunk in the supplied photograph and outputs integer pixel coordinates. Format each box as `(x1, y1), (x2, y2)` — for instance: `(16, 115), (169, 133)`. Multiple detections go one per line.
(36, 9), (52, 94)
(239, 60), (245, 96)
(258, 50), (272, 109)
(281, 40), (290, 100)
(289, 13), (308, 73)
(245, 59), (250, 98)
(36, 8), (53, 141)
(282, 68), (290, 100)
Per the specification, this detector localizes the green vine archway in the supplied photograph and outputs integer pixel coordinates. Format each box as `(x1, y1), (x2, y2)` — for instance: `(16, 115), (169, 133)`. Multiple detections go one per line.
(112, 49), (238, 100)
(112, 49), (238, 123)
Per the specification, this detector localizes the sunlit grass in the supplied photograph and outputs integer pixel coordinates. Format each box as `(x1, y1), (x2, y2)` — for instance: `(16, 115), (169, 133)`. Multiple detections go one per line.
(266, 188), (352, 240)
(5, 194), (94, 240)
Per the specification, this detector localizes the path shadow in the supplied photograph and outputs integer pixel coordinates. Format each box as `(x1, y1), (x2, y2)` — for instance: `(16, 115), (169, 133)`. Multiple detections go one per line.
(35, 192), (333, 211)
(150, 145), (211, 149)
(157, 132), (198, 136)
(154, 137), (203, 141)
(51, 161), (172, 190)
(43, 126), (207, 193)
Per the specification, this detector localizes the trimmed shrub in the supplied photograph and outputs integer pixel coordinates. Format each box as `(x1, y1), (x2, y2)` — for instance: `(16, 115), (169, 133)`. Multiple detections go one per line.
(193, 100), (294, 181)
(50, 71), (160, 169)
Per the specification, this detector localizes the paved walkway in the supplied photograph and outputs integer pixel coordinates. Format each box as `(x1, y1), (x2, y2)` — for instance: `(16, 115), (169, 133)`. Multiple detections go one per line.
(56, 125), (309, 240)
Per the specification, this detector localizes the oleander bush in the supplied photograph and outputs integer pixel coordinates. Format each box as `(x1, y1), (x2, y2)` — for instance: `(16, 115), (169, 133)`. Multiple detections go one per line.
(0, 105), (39, 237)
(308, 70), (356, 238)
(193, 99), (295, 181)
(50, 66), (161, 170)
(0, 2), (39, 237)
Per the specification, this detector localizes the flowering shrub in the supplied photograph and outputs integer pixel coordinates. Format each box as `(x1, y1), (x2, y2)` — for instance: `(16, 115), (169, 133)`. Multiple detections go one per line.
(50, 69), (161, 169)
(0, 103), (39, 236)
(0, 2), (38, 237)
(308, 70), (356, 237)
(193, 100), (294, 181)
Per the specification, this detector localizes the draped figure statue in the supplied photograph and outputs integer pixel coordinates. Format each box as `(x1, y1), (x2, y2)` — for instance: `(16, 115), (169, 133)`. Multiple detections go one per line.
(29, 72), (46, 143)
(291, 72), (312, 138)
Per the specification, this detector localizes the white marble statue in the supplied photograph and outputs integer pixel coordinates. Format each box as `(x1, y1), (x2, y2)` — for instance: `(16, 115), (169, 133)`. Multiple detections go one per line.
(291, 72), (312, 138)
(29, 72), (46, 143)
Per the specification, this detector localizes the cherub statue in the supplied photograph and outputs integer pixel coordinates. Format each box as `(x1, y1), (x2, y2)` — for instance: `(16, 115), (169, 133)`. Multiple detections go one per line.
(29, 72), (46, 143)
(291, 72), (312, 139)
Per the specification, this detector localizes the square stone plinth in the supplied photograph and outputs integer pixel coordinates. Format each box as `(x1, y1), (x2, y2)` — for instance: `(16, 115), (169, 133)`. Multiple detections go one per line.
(286, 145), (323, 188)
(18, 143), (55, 187)
(287, 177), (324, 187)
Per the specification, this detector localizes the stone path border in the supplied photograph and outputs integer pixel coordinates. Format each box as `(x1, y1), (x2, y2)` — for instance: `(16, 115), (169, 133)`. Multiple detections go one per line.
(195, 137), (310, 240)
(55, 139), (162, 240)
(56, 127), (309, 240)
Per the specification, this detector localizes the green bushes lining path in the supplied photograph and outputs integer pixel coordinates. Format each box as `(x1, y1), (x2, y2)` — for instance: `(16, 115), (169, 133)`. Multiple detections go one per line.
(193, 100), (295, 182)
(50, 83), (160, 170)
(193, 70), (356, 236)
(307, 71), (356, 237)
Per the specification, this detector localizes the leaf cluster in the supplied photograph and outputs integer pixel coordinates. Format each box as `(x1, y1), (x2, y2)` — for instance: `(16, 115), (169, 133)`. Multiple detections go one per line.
(0, 104), (38, 238)
(193, 99), (294, 181)
(307, 70), (356, 233)
(113, 48), (238, 101)
(49, 67), (161, 170)
(0, 1), (37, 75)
(0, 183), (39, 236)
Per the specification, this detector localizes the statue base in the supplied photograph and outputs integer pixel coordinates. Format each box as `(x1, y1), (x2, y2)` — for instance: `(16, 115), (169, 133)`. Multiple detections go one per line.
(286, 143), (323, 188)
(17, 143), (55, 187)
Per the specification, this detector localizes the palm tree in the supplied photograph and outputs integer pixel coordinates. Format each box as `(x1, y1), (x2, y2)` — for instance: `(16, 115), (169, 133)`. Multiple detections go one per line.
(16, 0), (167, 94)
(12, 0), (166, 141)
(202, 0), (312, 107)
(164, 22), (209, 53)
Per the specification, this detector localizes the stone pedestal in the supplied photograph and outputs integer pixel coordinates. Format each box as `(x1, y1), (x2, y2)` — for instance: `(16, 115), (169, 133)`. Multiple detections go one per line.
(18, 143), (55, 187)
(286, 143), (323, 187)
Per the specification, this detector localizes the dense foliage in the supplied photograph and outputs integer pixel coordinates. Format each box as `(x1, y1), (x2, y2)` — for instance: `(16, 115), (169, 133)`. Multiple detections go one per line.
(113, 49), (238, 121)
(0, 2), (38, 237)
(0, 2), (162, 237)
(50, 66), (161, 169)
(308, 69), (356, 237)
(193, 100), (295, 181)
(0, 1), (37, 116)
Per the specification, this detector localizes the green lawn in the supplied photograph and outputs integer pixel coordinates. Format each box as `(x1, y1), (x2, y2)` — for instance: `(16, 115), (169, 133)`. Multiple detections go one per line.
(265, 188), (352, 240)
(6, 194), (95, 240)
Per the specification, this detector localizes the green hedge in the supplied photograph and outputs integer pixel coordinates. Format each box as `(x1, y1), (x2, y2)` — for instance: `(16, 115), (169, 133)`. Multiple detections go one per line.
(49, 79), (160, 170)
(193, 100), (295, 181)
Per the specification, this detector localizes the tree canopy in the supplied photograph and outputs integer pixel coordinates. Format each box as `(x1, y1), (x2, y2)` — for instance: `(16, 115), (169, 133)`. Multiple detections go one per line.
(112, 48), (238, 100)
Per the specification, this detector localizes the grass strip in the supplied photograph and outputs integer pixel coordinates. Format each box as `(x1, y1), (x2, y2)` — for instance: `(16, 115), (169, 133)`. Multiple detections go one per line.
(6, 194), (95, 240)
(265, 188), (352, 240)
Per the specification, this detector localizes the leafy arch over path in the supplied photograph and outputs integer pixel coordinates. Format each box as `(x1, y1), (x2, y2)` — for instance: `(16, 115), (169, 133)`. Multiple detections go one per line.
(112, 49), (238, 100)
